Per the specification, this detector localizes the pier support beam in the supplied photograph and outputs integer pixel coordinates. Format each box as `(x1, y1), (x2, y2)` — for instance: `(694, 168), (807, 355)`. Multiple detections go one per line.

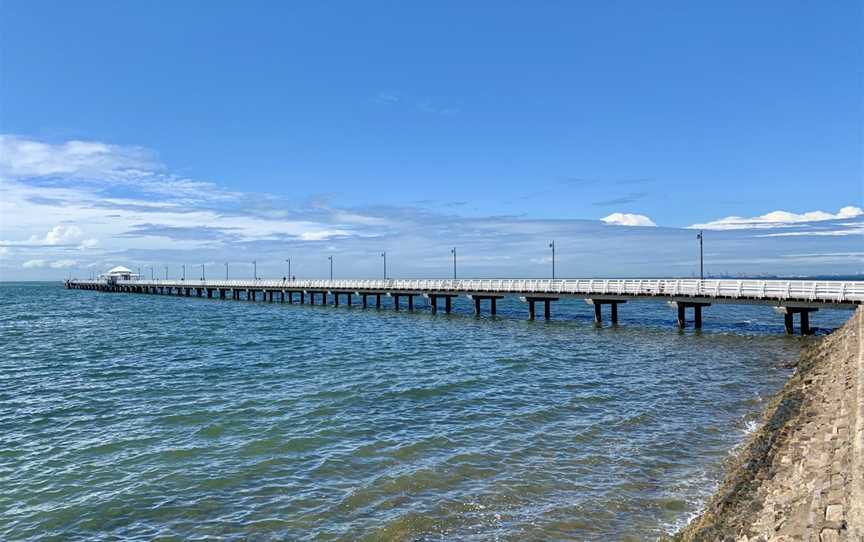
(524, 297), (557, 320)
(670, 301), (710, 329)
(468, 295), (504, 316)
(775, 306), (818, 336)
(586, 299), (627, 324)
(428, 294), (456, 314)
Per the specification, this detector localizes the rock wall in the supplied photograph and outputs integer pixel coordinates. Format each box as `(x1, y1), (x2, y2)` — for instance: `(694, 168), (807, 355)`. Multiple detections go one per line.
(673, 308), (863, 541)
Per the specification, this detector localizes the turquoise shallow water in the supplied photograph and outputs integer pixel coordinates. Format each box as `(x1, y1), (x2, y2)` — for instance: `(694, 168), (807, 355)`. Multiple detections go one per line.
(0, 282), (853, 541)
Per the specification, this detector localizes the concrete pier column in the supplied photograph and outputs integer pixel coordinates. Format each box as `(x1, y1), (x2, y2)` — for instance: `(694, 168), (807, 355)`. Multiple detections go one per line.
(267, 290), (273, 302)
(362, 294), (367, 308)
(280, 291), (285, 303)
(544, 299), (551, 320)
(594, 303), (602, 323)
(347, 293), (352, 307)
(309, 292), (315, 305)
(529, 300), (536, 320)
(474, 297), (481, 316)
(376, 294), (381, 309)
(430, 295), (438, 314)
(672, 301), (709, 329)
(394, 294), (400, 311)
(334, 292), (339, 307)
(300, 291), (305, 304)
(778, 307), (817, 336)
(445, 296), (452, 314)
(491, 297), (497, 315)
(611, 303), (619, 324)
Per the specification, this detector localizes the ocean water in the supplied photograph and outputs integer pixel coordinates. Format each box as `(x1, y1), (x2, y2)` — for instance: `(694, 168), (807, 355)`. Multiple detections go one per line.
(0, 282), (853, 541)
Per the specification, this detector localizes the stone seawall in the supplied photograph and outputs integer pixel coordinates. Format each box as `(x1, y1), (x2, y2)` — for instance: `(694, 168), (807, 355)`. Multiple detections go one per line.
(673, 308), (863, 541)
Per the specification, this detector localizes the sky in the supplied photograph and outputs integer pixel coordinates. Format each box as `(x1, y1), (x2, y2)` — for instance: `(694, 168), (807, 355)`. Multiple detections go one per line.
(0, 0), (862, 280)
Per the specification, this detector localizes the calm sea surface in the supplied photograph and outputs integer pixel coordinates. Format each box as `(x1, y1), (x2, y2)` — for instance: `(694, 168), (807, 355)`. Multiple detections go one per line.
(0, 282), (853, 541)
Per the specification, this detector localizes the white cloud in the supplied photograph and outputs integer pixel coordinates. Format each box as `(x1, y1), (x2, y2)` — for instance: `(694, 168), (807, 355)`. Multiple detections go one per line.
(0, 135), (156, 180)
(375, 90), (401, 104)
(1, 224), (88, 247)
(42, 225), (82, 245)
(757, 226), (864, 238)
(601, 213), (657, 227)
(78, 238), (99, 249)
(690, 206), (863, 230)
(49, 259), (77, 269)
(299, 229), (352, 241)
(23, 259), (46, 268)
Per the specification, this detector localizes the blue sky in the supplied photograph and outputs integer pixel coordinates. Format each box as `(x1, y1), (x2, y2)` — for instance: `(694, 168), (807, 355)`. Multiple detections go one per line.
(0, 1), (861, 279)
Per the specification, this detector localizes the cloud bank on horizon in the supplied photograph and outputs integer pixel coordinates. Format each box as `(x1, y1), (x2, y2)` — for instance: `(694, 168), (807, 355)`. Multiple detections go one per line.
(0, 134), (861, 280)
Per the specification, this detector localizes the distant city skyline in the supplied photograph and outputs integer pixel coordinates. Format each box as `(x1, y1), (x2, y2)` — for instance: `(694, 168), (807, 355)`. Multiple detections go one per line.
(1, 1), (861, 280)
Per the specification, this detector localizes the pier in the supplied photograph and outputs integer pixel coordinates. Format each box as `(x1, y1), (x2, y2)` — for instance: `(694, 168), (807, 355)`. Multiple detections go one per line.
(65, 278), (863, 335)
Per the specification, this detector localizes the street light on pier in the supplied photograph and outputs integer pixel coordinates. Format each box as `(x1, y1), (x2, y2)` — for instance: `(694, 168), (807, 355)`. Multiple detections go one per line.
(225, 262), (229, 280)
(285, 258), (291, 281)
(182, 264), (186, 281)
(253, 260), (257, 280)
(381, 252), (387, 280)
(164, 266), (168, 280)
(549, 240), (556, 280)
(201, 263), (205, 281)
(149, 266), (154, 280)
(328, 255), (333, 281)
(696, 230), (704, 281)
(137, 266), (142, 280)
(451, 248), (457, 280)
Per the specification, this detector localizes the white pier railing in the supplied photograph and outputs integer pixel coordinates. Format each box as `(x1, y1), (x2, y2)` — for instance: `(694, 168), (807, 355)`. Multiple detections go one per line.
(70, 277), (864, 306)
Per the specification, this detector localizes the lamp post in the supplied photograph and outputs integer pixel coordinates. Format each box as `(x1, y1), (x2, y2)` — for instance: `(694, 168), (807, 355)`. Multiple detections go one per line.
(381, 252), (387, 280)
(164, 266), (168, 279)
(549, 240), (556, 280)
(451, 248), (457, 280)
(182, 264), (186, 281)
(285, 258), (291, 281)
(137, 266), (142, 281)
(225, 262), (229, 280)
(253, 260), (257, 280)
(328, 255), (333, 281)
(149, 266), (154, 280)
(201, 263), (205, 281)
(697, 230), (704, 281)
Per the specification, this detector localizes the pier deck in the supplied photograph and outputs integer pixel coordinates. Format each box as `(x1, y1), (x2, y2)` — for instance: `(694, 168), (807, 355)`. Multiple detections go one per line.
(65, 278), (864, 335)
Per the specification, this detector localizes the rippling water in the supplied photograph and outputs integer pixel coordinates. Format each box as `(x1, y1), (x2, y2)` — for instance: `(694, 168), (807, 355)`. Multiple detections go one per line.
(0, 282), (853, 540)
